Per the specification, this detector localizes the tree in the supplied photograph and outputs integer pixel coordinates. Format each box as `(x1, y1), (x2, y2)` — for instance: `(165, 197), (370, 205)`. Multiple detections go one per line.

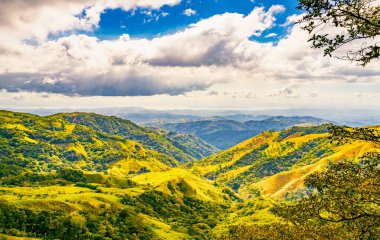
(297, 0), (380, 66)
(271, 126), (380, 239)
(272, 153), (380, 239)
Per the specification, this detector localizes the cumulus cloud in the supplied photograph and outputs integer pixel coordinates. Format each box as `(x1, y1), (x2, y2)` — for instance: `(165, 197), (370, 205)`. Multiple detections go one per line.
(0, 1), (379, 99)
(0, 0), (181, 43)
(183, 8), (196, 16)
(148, 6), (285, 67)
(280, 14), (303, 26)
(0, 5), (285, 96)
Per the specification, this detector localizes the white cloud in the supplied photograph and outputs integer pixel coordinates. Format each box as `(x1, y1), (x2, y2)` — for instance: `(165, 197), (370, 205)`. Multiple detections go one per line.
(0, 5), (286, 96)
(264, 33), (277, 38)
(0, 0), (181, 43)
(280, 14), (303, 27)
(183, 8), (196, 16)
(0, 1), (379, 103)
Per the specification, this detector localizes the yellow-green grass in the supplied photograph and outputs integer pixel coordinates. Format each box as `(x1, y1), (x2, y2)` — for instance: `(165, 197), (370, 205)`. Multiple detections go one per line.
(67, 143), (88, 158)
(0, 123), (32, 132)
(23, 136), (38, 144)
(142, 214), (189, 240)
(0, 185), (184, 240)
(212, 198), (279, 238)
(108, 157), (170, 176)
(0, 234), (40, 240)
(0, 184), (202, 240)
(192, 132), (330, 193)
(50, 121), (63, 129)
(215, 165), (252, 183)
(284, 133), (329, 146)
(192, 131), (278, 175)
(250, 140), (380, 198)
(0, 185), (134, 211)
(132, 168), (226, 202)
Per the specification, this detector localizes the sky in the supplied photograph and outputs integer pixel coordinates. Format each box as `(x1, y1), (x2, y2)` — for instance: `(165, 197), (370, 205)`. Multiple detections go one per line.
(0, 0), (379, 111)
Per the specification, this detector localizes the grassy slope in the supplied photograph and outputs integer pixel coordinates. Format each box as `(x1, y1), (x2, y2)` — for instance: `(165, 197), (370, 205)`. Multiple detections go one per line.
(0, 110), (231, 202)
(131, 168), (228, 202)
(60, 112), (198, 163)
(192, 124), (379, 199)
(0, 110), (178, 175)
(0, 185), (189, 239)
(250, 138), (379, 199)
(0, 110), (234, 239)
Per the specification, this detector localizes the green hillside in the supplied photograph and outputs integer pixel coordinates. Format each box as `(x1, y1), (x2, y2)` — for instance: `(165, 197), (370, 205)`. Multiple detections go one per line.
(0, 110), (234, 239)
(191, 124), (379, 198)
(0, 110), (378, 240)
(155, 129), (220, 159)
(0, 110), (179, 178)
(60, 112), (199, 163)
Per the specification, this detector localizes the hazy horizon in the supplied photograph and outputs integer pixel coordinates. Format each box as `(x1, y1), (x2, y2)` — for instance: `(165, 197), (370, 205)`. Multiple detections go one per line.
(2, 106), (379, 127)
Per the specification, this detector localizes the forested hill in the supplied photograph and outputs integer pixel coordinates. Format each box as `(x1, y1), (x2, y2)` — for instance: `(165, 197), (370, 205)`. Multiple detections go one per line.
(0, 110), (219, 165)
(154, 128), (220, 160)
(0, 110), (179, 177)
(60, 112), (219, 161)
(0, 110), (234, 239)
(157, 116), (331, 149)
(0, 110), (221, 181)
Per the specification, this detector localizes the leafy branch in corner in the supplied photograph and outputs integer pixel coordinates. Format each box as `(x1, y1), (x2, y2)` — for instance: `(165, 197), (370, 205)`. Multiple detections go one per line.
(297, 0), (380, 66)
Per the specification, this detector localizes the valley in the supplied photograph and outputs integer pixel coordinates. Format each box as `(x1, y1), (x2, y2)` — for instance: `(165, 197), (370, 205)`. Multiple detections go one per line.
(153, 116), (331, 149)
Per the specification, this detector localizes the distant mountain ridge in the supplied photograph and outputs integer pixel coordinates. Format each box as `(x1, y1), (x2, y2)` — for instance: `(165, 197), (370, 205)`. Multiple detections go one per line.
(6, 107), (380, 127)
(156, 116), (332, 149)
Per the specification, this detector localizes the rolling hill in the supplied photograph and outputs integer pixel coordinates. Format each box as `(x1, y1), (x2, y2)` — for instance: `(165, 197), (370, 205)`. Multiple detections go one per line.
(60, 112), (194, 163)
(0, 110), (233, 239)
(0, 110), (180, 177)
(191, 124), (380, 199)
(157, 116), (331, 149)
(0, 110), (378, 240)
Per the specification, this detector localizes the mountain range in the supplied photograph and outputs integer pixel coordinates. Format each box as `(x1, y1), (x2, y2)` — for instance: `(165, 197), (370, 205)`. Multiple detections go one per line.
(7, 107), (380, 126)
(154, 116), (331, 149)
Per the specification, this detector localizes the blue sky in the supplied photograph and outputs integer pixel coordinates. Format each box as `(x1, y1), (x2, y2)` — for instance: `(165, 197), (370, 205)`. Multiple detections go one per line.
(0, 0), (378, 110)
(96, 0), (300, 41)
